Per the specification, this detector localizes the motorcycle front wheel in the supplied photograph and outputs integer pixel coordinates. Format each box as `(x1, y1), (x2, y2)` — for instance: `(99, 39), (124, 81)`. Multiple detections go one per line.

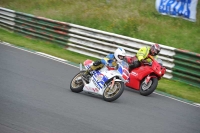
(139, 77), (158, 96)
(103, 81), (124, 102)
(70, 71), (85, 93)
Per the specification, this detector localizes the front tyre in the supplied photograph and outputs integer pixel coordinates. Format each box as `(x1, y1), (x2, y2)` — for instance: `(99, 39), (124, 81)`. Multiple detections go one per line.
(139, 77), (158, 96)
(103, 81), (124, 102)
(70, 71), (85, 93)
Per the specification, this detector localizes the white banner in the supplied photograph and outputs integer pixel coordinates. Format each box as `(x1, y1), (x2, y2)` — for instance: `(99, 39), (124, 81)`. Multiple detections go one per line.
(155, 0), (198, 22)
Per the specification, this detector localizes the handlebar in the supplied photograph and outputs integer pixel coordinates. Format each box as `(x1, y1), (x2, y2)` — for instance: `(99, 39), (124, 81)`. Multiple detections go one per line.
(147, 55), (154, 60)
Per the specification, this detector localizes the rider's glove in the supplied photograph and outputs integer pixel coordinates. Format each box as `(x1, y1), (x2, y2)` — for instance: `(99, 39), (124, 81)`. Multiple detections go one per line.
(141, 59), (152, 65)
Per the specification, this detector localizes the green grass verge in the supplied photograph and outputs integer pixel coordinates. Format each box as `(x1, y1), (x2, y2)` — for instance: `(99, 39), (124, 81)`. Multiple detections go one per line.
(1, 27), (200, 103)
(0, 0), (200, 53)
(0, 28), (97, 63)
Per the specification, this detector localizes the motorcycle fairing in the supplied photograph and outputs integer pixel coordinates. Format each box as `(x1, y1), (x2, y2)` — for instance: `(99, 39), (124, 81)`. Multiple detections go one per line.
(126, 66), (154, 90)
(93, 70), (109, 89)
(83, 70), (108, 95)
(84, 59), (93, 70)
(117, 65), (123, 74)
(151, 60), (166, 77)
(132, 66), (153, 80)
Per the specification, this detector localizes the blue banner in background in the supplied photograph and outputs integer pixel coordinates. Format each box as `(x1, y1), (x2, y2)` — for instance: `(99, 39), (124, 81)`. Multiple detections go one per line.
(155, 0), (198, 22)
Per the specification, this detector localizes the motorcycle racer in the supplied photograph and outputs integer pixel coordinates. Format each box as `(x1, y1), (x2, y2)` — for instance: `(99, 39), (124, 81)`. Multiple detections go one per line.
(127, 44), (161, 71)
(82, 47), (126, 82)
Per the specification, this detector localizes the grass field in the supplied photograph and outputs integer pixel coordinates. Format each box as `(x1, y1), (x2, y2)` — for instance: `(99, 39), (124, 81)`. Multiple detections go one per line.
(0, 0), (200, 53)
(0, 1), (200, 103)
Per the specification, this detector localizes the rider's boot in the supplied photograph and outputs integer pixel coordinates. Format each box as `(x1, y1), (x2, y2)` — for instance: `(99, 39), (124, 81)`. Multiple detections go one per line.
(82, 68), (93, 83)
(82, 63), (102, 83)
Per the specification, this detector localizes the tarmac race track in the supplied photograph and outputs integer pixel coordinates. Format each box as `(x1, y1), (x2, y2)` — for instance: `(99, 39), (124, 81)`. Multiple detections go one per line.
(0, 42), (200, 133)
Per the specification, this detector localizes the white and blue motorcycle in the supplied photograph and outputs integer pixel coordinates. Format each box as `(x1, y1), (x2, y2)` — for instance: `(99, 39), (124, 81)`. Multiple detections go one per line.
(70, 59), (130, 102)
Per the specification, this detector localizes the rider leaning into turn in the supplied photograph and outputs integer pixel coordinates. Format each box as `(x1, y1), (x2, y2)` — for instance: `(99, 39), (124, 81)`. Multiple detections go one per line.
(128, 43), (161, 71)
(82, 47), (126, 82)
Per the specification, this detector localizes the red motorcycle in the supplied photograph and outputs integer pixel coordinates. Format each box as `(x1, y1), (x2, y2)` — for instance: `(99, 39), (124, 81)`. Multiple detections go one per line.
(125, 55), (166, 96)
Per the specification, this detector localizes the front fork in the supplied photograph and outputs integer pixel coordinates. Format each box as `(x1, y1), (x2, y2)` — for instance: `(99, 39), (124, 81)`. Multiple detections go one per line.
(107, 77), (117, 95)
(144, 75), (156, 85)
(110, 77), (116, 90)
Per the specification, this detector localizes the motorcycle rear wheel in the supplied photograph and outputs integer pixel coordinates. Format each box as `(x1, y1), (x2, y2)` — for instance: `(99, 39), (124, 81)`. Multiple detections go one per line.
(139, 77), (158, 96)
(70, 71), (85, 93)
(103, 81), (124, 102)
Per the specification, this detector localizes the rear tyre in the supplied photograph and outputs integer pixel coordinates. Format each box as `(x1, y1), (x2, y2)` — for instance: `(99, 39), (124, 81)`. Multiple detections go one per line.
(70, 71), (85, 93)
(139, 77), (158, 96)
(103, 81), (124, 102)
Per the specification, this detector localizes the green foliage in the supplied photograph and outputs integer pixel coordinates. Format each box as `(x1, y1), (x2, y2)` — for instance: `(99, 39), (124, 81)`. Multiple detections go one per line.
(0, 28), (97, 63)
(158, 78), (200, 103)
(0, 0), (199, 52)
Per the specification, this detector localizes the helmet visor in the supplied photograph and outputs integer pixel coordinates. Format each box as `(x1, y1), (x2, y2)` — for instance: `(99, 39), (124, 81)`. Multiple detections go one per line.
(151, 47), (159, 56)
(118, 55), (125, 60)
